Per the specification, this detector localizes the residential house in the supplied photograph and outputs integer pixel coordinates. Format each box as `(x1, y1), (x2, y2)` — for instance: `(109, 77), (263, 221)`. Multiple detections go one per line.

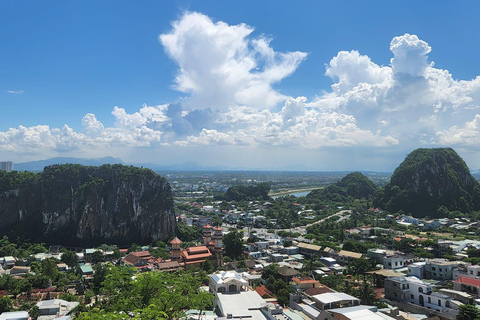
(383, 255), (406, 270)
(335, 250), (363, 264)
(320, 305), (397, 320)
(424, 259), (460, 280)
(290, 277), (320, 291)
(36, 299), (79, 319)
(407, 262), (426, 279)
(453, 276), (480, 296)
(453, 264), (480, 280)
(385, 276), (455, 313)
(9, 266), (30, 276)
(0, 311), (29, 320)
(298, 243), (323, 258)
(423, 220), (441, 230)
(311, 292), (360, 310)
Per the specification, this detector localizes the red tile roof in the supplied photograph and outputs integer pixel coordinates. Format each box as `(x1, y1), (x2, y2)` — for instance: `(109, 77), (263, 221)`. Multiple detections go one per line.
(203, 224), (212, 229)
(255, 285), (274, 298)
(130, 251), (152, 258)
(455, 276), (480, 286)
(187, 246), (210, 253)
(305, 287), (333, 296)
(292, 277), (319, 284)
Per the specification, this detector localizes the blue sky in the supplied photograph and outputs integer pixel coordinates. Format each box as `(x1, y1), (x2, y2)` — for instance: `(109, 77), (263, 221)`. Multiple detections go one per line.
(2, 1), (480, 170)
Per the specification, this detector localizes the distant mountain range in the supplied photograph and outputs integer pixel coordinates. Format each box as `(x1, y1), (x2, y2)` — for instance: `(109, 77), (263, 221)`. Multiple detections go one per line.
(14, 157), (125, 172)
(12, 157), (320, 172)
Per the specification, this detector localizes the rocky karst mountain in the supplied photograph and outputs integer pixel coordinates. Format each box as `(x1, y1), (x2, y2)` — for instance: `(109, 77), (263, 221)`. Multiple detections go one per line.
(375, 148), (480, 217)
(0, 164), (176, 245)
(307, 172), (378, 201)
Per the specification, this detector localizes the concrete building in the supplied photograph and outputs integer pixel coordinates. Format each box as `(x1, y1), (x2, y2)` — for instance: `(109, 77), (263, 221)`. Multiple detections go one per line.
(36, 299), (79, 319)
(0, 311), (29, 320)
(383, 255), (406, 270)
(209, 271), (268, 320)
(335, 250), (363, 264)
(0, 162), (13, 172)
(424, 259), (460, 280)
(385, 276), (455, 312)
(407, 262), (426, 279)
(453, 276), (480, 296)
(453, 264), (480, 280)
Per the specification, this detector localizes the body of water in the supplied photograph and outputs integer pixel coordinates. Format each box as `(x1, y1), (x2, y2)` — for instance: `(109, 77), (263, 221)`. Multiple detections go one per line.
(272, 190), (311, 199)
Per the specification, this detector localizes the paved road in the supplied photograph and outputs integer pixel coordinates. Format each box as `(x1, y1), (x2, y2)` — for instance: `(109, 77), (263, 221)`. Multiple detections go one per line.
(232, 209), (352, 237)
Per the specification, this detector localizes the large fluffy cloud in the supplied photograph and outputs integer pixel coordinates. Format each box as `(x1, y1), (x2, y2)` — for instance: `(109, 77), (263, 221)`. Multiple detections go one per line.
(3, 11), (480, 169)
(159, 12), (307, 110)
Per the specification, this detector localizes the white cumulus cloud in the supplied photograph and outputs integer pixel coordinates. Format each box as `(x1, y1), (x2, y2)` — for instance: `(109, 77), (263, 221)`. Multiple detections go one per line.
(159, 12), (307, 110)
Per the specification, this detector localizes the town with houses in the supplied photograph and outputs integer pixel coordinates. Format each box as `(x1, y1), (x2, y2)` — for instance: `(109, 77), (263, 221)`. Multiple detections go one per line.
(1, 161), (480, 319)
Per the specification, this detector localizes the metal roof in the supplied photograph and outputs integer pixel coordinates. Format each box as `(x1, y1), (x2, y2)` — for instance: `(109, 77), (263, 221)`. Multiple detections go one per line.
(312, 292), (359, 304)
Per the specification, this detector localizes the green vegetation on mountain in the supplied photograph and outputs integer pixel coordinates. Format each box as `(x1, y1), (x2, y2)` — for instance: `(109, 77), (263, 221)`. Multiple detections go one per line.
(224, 182), (271, 201)
(0, 164), (176, 245)
(307, 172), (378, 202)
(374, 148), (480, 217)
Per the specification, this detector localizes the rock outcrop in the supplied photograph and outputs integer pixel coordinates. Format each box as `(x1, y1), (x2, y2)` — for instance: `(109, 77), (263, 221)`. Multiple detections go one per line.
(375, 148), (480, 217)
(0, 164), (176, 245)
(307, 172), (378, 201)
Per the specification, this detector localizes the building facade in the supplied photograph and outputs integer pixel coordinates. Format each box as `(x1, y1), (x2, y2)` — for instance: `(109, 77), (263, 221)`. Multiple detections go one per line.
(0, 161), (13, 172)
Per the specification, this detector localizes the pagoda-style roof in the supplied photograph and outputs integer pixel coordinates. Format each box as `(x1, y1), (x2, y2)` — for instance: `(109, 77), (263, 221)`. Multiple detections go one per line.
(170, 237), (182, 245)
(203, 224), (213, 229)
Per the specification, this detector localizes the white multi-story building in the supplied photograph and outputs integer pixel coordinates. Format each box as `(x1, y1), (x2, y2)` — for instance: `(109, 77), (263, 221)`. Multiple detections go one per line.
(0, 161), (13, 172)
(383, 255), (406, 270)
(385, 276), (456, 313)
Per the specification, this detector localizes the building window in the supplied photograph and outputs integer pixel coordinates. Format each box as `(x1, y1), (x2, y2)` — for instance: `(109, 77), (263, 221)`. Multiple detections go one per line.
(432, 267), (436, 271)
(393, 292), (397, 297)
(411, 294), (414, 299)
(419, 287), (423, 293)
(438, 300), (441, 306)
(439, 268), (442, 272)
(428, 297), (431, 303)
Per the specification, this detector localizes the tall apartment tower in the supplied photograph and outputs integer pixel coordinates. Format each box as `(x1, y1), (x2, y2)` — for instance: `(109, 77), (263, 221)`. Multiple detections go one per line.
(0, 161), (13, 172)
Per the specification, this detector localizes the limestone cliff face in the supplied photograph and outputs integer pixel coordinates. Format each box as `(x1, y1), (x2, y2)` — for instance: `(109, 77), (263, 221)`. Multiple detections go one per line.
(375, 148), (480, 217)
(0, 164), (176, 245)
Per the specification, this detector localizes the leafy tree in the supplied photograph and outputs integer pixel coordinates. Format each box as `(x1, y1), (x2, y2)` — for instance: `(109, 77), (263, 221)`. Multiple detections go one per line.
(459, 304), (480, 320)
(94, 266), (212, 320)
(91, 251), (104, 264)
(0, 296), (12, 314)
(224, 230), (244, 259)
(262, 264), (279, 281)
(29, 305), (40, 320)
(201, 259), (213, 273)
(344, 258), (377, 275)
(61, 250), (79, 269)
(41, 258), (59, 280)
